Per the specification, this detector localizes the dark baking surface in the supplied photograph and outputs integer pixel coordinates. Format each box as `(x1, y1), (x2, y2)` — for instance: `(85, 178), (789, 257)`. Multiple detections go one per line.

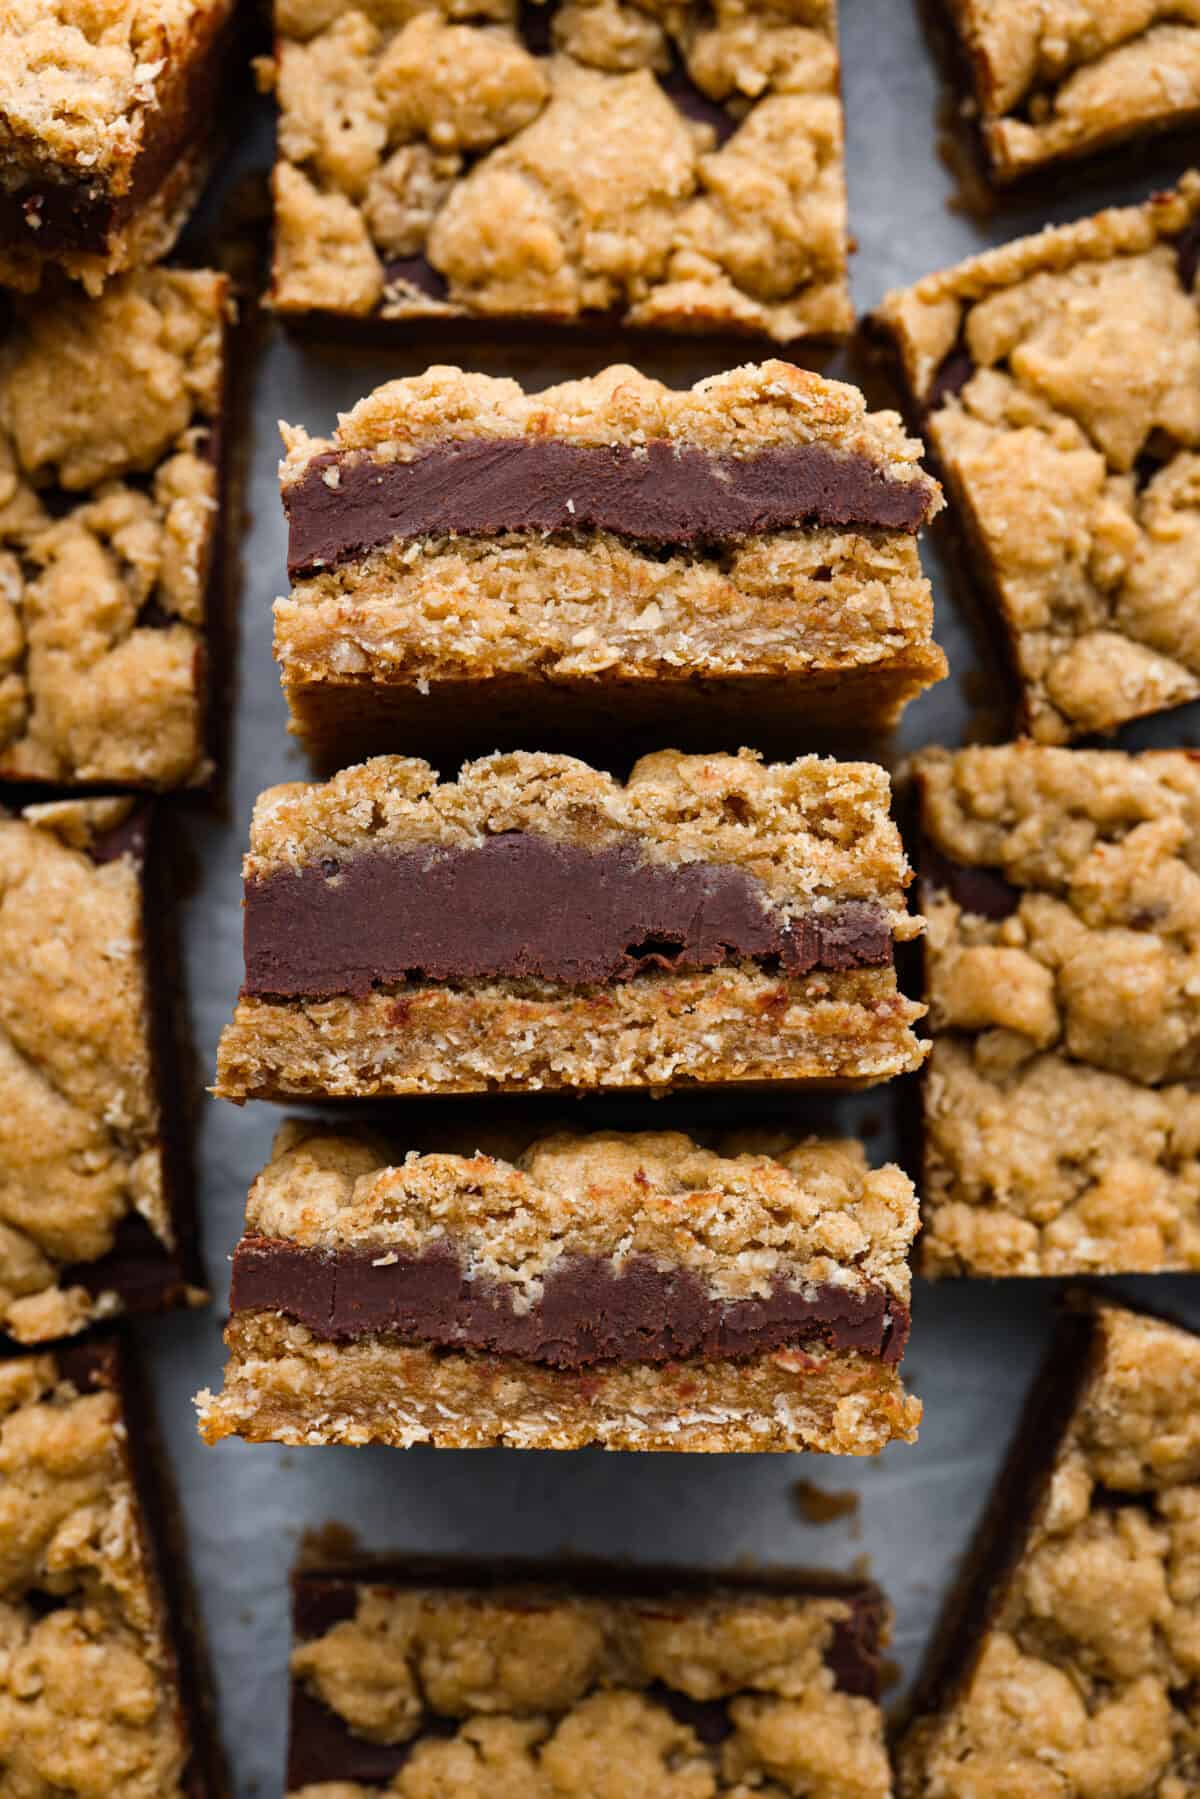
(127, 5), (1200, 1792)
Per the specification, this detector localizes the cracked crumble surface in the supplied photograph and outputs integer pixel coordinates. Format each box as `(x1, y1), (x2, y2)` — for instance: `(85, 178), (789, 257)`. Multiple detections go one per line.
(947, 0), (1200, 179)
(280, 362), (934, 481)
(288, 1580), (891, 1798)
(264, 0), (850, 341)
(0, 1349), (191, 1797)
(875, 174), (1200, 743)
(244, 1120), (918, 1305)
(0, 265), (228, 789)
(0, 799), (167, 1343)
(899, 1301), (1200, 1798)
(917, 743), (1200, 1277)
(240, 749), (920, 933)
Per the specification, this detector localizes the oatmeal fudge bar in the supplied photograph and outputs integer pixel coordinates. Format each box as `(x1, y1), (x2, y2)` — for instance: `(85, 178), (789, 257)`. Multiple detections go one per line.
(0, 1336), (226, 1795)
(0, 797), (203, 1344)
(264, 0), (851, 342)
(874, 174), (1200, 744)
(0, 1), (237, 294)
(214, 750), (927, 1101)
(286, 1562), (892, 1795)
(197, 1121), (920, 1454)
(943, 0), (1200, 182)
(916, 743), (1200, 1279)
(0, 264), (232, 790)
(277, 362), (946, 762)
(898, 1295), (1200, 1798)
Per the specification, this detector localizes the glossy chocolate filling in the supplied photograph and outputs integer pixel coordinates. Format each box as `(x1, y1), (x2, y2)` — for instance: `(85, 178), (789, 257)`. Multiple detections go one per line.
(231, 1234), (910, 1368)
(285, 438), (935, 577)
(286, 1569), (885, 1790)
(243, 835), (892, 999)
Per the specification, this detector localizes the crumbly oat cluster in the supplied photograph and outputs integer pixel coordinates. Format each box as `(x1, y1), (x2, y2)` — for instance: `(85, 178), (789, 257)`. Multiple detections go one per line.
(0, 799), (169, 1343)
(0, 266), (228, 788)
(247, 1120), (917, 1306)
(899, 1302), (1200, 1798)
(875, 174), (1200, 742)
(0, 1), (234, 291)
(289, 1580), (891, 1799)
(264, 0), (850, 340)
(918, 743), (1200, 1277)
(243, 749), (919, 930)
(0, 1350), (192, 1797)
(281, 362), (932, 474)
(947, 0), (1200, 179)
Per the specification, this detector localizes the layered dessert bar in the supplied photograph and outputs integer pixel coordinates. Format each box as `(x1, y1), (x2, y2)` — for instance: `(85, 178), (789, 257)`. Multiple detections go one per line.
(276, 362), (946, 762)
(214, 749), (928, 1101)
(264, 0), (852, 342)
(0, 797), (203, 1343)
(196, 1121), (921, 1454)
(0, 264), (232, 790)
(899, 1295), (1200, 1797)
(943, 1), (1200, 182)
(0, 1335), (226, 1795)
(0, 1), (236, 293)
(286, 1562), (892, 1796)
(873, 174), (1200, 743)
(916, 743), (1200, 1278)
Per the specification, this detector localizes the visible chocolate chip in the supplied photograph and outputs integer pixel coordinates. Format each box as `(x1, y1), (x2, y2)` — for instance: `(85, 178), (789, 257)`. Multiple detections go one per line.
(657, 57), (737, 145)
(320, 858), (341, 879)
(650, 1685), (734, 1745)
(1175, 217), (1200, 292)
(382, 255), (449, 301)
(924, 844), (1020, 920)
(517, 0), (554, 55)
(811, 564), (833, 583)
(926, 343), (974, 413)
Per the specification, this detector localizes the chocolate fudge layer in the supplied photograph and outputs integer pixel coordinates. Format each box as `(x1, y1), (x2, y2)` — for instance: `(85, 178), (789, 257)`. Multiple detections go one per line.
(0, 1337), (226, 1796)
(197, 1122), (921, 1454)
(214, 750), (927, 1100)
(874, 174), (1200, 744)
(276, 363), (946, 758)
(899, 1297), (1200, 1798)
(917, 744), (1200, 1279)
(0, 1), (236, 294)
(0, 797), (204, 1343)
(0, 266), (232, 790)
(265, 0), (850, 342)
(945, 0), (1200, 182)
(285, 1564), (892, 1797)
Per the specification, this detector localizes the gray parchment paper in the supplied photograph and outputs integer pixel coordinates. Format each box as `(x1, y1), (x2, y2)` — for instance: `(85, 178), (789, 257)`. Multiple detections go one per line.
(137, 5), (1200, 1790)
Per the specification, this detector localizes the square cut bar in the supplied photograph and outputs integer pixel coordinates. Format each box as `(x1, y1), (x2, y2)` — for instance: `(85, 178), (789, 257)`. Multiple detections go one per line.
(285, 1562), (893, 1796)
(873, 174), (1200, 744)
(943, 0), (1200, 182)
(0, 1), (237, 294)
(264, 0), (851, 342)
(0, 797), (203, 1343)
(276, 361), (946, 762)
(916, 743), (1200, 1280)
(0, 1336), (226, 1795)
(898, 1296), (1200, 1798)
(0, 265), (233, 790)
(196, 1121), (921, 1454)
(214, 749), (928, 1101)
